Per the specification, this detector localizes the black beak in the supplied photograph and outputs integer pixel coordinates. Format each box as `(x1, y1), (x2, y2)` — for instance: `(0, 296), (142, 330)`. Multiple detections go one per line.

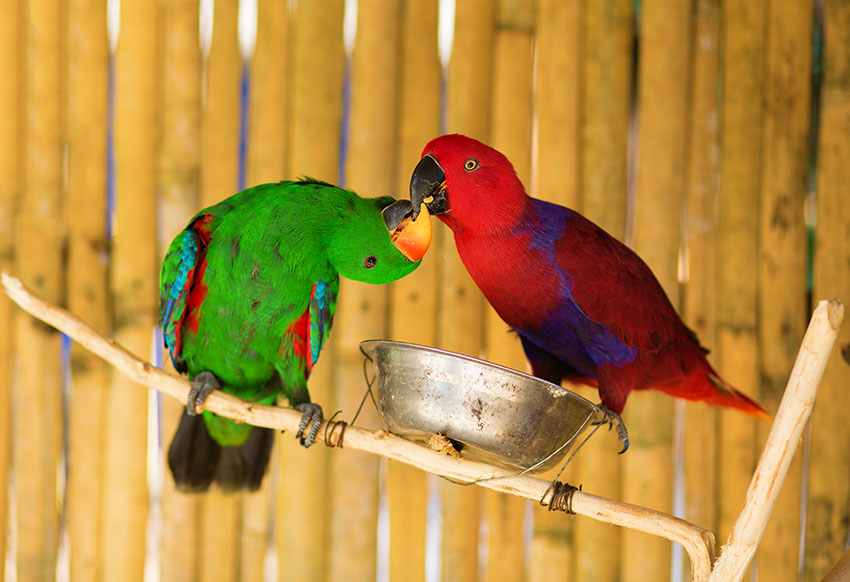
(382, 199), (414, 231)
(409, 154), (448, 219)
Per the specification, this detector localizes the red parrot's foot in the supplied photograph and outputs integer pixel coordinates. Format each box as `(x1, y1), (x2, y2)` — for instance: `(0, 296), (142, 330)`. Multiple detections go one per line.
(596, 408), (629, 454)
(187, 371), (220, 416)
(294, 402), (323, 448)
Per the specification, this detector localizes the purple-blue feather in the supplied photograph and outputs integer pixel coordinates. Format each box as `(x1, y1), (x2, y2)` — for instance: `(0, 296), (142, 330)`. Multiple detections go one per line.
(514, 200), (637, 372)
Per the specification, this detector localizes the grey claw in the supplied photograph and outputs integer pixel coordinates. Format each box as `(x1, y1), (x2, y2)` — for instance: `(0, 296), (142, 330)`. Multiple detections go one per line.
(187, 371), (220, 416)
(294, 403), (323, 448)
(608, 410), (629, 454)
(595, 407), (629, 454)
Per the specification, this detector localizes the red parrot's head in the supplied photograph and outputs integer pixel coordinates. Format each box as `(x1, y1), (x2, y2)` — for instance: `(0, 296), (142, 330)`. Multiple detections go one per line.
(409, 134), (528, 232)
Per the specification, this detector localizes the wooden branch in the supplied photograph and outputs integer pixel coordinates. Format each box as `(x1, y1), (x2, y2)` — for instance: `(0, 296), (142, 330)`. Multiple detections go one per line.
(709, 299), (845, 582)
(3, 271), (720, 581)
(821, 546), (850, 582)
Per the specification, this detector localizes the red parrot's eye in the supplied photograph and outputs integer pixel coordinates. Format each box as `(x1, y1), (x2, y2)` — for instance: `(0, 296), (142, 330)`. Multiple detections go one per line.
(363, 255), (378, 269)
(464, 158), (479, 172)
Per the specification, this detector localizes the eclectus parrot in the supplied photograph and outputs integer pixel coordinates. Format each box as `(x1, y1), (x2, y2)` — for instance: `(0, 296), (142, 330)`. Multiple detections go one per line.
(160, 180), (431, 491)
(409, 134), (766, 452)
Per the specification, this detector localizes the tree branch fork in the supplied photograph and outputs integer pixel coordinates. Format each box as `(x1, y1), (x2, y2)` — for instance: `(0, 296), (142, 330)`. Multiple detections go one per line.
(2, 272), (843, 582)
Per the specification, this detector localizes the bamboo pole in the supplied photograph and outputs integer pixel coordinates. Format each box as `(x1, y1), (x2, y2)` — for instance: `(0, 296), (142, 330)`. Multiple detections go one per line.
(330, 3), (401, 580)
(104, 0), (158, 578)
(276, 3), (344, 579)
(2, 271), (725, 582)
(710, 301), (845, 582)
(625, 1), (692, 580)
(573, 1), (633, 580)
(157, 0), (203, 579)
(485, 3), (534, 579)
(240, 2), (289, 580)
(197, 2), (243, 580)
(534, 0), (581, 210)
(199, 0), (241, 206)
(530, 4), (581, 579)
(579, 0), (631, 235)
(387, 1), (441, 580)
(805, 2), (850, 578)
(716, 0), (765, 556)
(285, 0), (345, 180)
(0, 0), (20, 576)
(681, 1), (720, 573)
(247, 0), (289, 186)
(15, 0), (64, 577)
(65, 0), (109, 578)
(755, 0), (813, 579)
(441, 1), (496, 579)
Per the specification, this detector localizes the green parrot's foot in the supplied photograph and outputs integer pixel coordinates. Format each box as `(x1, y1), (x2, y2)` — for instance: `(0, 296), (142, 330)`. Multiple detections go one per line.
(596, 407), (629, 454)
(294, 403), (323, 448)
(187, 371), (220, 416)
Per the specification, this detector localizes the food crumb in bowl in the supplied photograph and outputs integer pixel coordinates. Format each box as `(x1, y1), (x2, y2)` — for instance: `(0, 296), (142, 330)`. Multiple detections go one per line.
(429, 433), (462, 459)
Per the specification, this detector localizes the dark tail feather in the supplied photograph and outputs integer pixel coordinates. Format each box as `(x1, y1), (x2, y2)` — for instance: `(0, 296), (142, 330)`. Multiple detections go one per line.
(167, 410), (222, 493)
(168, 411), (275, 493)
(214, 426), (275, 492)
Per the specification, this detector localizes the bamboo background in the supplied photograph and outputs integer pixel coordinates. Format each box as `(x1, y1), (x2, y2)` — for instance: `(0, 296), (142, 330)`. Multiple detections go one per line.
(1, 0), (848, 581)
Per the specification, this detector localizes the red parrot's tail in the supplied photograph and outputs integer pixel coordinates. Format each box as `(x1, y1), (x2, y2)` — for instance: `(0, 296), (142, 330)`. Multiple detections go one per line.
(704, 372), (770, 418)
(654, 366), (770, 418)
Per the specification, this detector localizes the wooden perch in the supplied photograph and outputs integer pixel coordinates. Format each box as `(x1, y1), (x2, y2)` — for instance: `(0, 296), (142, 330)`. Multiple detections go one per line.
(709, 299), (845, 581)
(2, 272), (716, 579)
(821, 546), (850, 582)
(3, 272), (844, 581)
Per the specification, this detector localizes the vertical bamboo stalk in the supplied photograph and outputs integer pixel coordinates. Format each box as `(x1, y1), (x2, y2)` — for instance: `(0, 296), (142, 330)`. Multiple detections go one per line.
(441, 2), (495, 580)
(387, 1), (441, 580)
(624, 1), (691, 580)
(716, 0), (765, 555)
(573, 1), (633, 580)
(157, 1), (203, 580)
(104, 0), (158, 578)
(238, 484), (270, 582)
(15, 0), (64, 577)
(199, 0), (242, 206)
(805, 2), (850, 579)
(681, 0), (720, 575)
(276, 2), (344, 579)
(579, 0), (632, 234)
(534, 0), (581, 209)
(530, 1), (582, 579)
(755, 0), (812, 579)
(65, 0), (109, 578)
(329, 2), (401, 580)
(240, 2), (289, 580)
(284, 0), (345, 180)
(247, 0), (289, 186)
(484, 2), (534, 580)
(0, 0), (20, 576)
(197, 2), (243, 580)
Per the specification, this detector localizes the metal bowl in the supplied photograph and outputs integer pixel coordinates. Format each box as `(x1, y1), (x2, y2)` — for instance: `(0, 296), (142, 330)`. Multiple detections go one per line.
(360, 340), (607, 473)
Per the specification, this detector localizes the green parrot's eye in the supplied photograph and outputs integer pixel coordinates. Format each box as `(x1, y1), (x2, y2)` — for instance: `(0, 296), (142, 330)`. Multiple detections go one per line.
(464, 158), (479, 172)
(363, 255), (378, 269)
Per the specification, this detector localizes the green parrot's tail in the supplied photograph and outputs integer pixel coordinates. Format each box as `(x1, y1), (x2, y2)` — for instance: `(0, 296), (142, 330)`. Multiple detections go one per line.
(167, 410), (274, 493)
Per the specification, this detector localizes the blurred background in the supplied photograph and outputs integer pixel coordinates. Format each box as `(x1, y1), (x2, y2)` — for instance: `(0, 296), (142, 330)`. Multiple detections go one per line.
(1, 0), (849, 580)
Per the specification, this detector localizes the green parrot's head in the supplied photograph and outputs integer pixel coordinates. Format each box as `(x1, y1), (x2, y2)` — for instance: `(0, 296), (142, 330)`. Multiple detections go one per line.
(327, 195), (431, 284)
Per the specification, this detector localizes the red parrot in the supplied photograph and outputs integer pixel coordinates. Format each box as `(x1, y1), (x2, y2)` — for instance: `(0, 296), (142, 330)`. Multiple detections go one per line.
(409, 134), (766, 451)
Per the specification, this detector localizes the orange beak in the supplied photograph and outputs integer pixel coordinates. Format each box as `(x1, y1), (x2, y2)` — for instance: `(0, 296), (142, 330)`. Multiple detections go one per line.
(391, 203), (432, 262)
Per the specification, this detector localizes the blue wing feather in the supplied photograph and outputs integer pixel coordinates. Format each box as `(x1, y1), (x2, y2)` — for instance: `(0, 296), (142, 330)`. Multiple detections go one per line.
(307, 279), (337, 370)
(159, 229), (203, 371)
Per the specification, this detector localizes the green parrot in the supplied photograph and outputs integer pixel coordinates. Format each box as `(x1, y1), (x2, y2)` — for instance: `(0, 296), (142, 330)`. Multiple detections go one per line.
(159, 179), (432, 492)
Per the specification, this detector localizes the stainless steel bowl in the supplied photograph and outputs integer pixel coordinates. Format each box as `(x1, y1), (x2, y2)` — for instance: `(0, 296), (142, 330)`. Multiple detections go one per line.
(360, 340), (607, 473)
